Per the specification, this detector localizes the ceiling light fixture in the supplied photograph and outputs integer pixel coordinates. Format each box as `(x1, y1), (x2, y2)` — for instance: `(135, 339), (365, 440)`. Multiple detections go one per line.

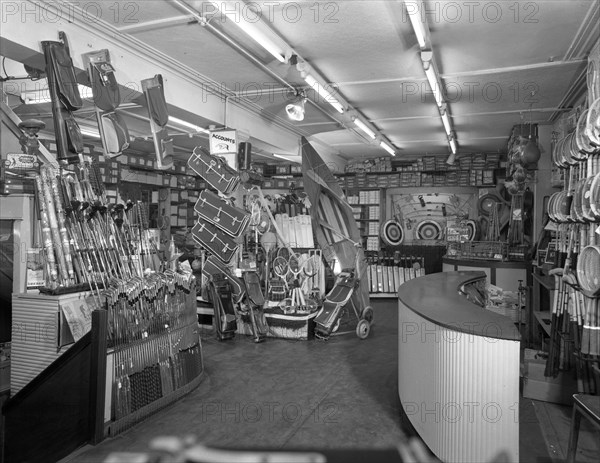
(446, 151), (456, 165)
(404, 0), (429, 49)
(421, 52), (444, 108)
(303, 73), (345, 113)
(380, 141), (396, 156)
(353, 117), (376, 139)
(449, 137), (458, 155)
(285, 94), (306, 121)
(440, 109), (452, 136)
(168, 116), (210, 133)
(207, 1), (286, 63)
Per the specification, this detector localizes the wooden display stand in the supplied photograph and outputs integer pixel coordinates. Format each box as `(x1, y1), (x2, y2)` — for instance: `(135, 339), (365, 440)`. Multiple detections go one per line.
(236, 309), (318, 341)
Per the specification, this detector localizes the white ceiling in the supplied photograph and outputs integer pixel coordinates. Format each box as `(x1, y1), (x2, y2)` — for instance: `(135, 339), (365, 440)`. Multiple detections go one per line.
(2, 0), (599, 163)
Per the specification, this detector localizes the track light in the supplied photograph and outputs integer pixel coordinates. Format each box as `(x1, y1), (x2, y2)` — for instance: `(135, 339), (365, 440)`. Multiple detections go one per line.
(285, 95), (306, 121)
(353, 117), (376, 139)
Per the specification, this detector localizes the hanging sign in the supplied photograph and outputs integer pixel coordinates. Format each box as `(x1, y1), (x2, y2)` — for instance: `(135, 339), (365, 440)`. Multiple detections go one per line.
(209, 129), (238, 170)
(209, 129), (237, 155)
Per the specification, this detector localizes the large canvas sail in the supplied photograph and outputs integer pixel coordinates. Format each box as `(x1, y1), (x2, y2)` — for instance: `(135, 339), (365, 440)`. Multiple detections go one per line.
(301, 137), (370, 311)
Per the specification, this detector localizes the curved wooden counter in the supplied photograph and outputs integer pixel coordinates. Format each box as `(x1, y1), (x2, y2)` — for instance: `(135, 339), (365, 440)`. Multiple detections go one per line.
(397, 271), (520, 341)
(398, 271), (520, 463)
(442, 256), (530, 292)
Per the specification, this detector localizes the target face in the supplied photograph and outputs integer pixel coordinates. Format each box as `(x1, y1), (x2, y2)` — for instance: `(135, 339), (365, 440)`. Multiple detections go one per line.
(380, 220), (404, 246)
(416, 220), (442, 240)
(465, 220), (477, 241)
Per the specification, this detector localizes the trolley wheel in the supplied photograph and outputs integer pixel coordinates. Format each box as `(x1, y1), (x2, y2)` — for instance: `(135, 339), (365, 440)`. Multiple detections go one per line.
(332, 318), (341, 333)
(356, 319), (370, 339)
(361, 306), (374, 323)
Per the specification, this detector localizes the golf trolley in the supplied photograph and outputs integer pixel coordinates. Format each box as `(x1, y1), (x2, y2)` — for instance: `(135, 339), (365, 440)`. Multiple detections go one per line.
(314, 251), (373, 340)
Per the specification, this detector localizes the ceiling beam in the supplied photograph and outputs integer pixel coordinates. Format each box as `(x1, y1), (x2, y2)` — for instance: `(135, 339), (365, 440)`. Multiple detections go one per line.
(335, 60), (586, 88)
(117, 15), (195, 34)
(563, 0), (600, 60)
(372, 107), (572, 123)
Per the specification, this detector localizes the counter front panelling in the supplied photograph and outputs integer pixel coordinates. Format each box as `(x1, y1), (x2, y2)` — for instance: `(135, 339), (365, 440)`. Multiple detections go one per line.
(398, 272), (520, 463)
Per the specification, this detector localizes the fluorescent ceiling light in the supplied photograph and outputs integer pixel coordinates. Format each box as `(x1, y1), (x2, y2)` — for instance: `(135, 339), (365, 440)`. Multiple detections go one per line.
(353, 118), (376, 139)
(441, 111), (452, 136)
(273, 153), (300, 164)
(168, 116), (210, 133)
(304, 73), (344, 113)
(449, 137), (458, 154)
(405, 0), (428, 49)
(209, 1), (285, 63)
(424, 64), (444, 107)
(380, 141), (396, 156)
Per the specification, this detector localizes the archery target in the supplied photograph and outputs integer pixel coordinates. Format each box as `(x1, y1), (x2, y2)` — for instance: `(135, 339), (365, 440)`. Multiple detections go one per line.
(416, 220), (442, 240)
(380, 220), (404, 246)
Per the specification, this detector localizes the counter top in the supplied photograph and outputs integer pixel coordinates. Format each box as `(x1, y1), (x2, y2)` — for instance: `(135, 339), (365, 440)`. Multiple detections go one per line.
(442, 256), (530, 269)
(397, 271), (520, 341)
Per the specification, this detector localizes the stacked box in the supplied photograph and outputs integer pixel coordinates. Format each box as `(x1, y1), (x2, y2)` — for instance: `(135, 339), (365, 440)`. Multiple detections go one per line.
(445, 171), (458, 186)
(423, 157), (436, 170)
(458, 170), (471, 186)
(368, 206), (380, 219)
(482, 170), (495, 185)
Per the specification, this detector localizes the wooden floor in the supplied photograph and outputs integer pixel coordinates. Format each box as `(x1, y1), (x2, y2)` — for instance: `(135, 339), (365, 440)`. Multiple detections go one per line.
(11, 298), (600, 462)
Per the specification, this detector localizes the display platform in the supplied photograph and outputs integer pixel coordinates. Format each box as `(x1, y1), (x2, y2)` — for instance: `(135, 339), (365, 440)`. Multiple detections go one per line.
(237, 308), (318, 341)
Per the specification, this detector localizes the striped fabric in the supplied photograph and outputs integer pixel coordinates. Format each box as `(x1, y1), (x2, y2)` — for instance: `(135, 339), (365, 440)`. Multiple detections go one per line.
(317, 191), (350, 245)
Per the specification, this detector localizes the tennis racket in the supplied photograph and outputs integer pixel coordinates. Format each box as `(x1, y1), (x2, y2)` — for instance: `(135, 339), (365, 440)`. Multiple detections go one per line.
(273, 255), (290, 293)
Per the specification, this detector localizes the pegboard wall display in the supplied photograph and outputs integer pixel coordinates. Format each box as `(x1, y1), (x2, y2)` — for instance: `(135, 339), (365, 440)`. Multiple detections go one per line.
(390, 192), (477, 245)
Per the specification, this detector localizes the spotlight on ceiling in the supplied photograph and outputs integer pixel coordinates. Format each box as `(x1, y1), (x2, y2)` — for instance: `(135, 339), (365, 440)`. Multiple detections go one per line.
(446, 152), (456, 166)
(285, 94), (306, 121)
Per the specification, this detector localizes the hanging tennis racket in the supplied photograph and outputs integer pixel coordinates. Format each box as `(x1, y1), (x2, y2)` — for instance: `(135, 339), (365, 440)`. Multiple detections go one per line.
(256, 211), (270, 234)
(577, 245), (600, 295)
(577, 109), (595, 155)
(590, 172), (600, 219)
(586, 97), (600, 145)
(303, 254), (319, 278)
(288, 253), (303, 279)
(581, 176), (596, 221)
